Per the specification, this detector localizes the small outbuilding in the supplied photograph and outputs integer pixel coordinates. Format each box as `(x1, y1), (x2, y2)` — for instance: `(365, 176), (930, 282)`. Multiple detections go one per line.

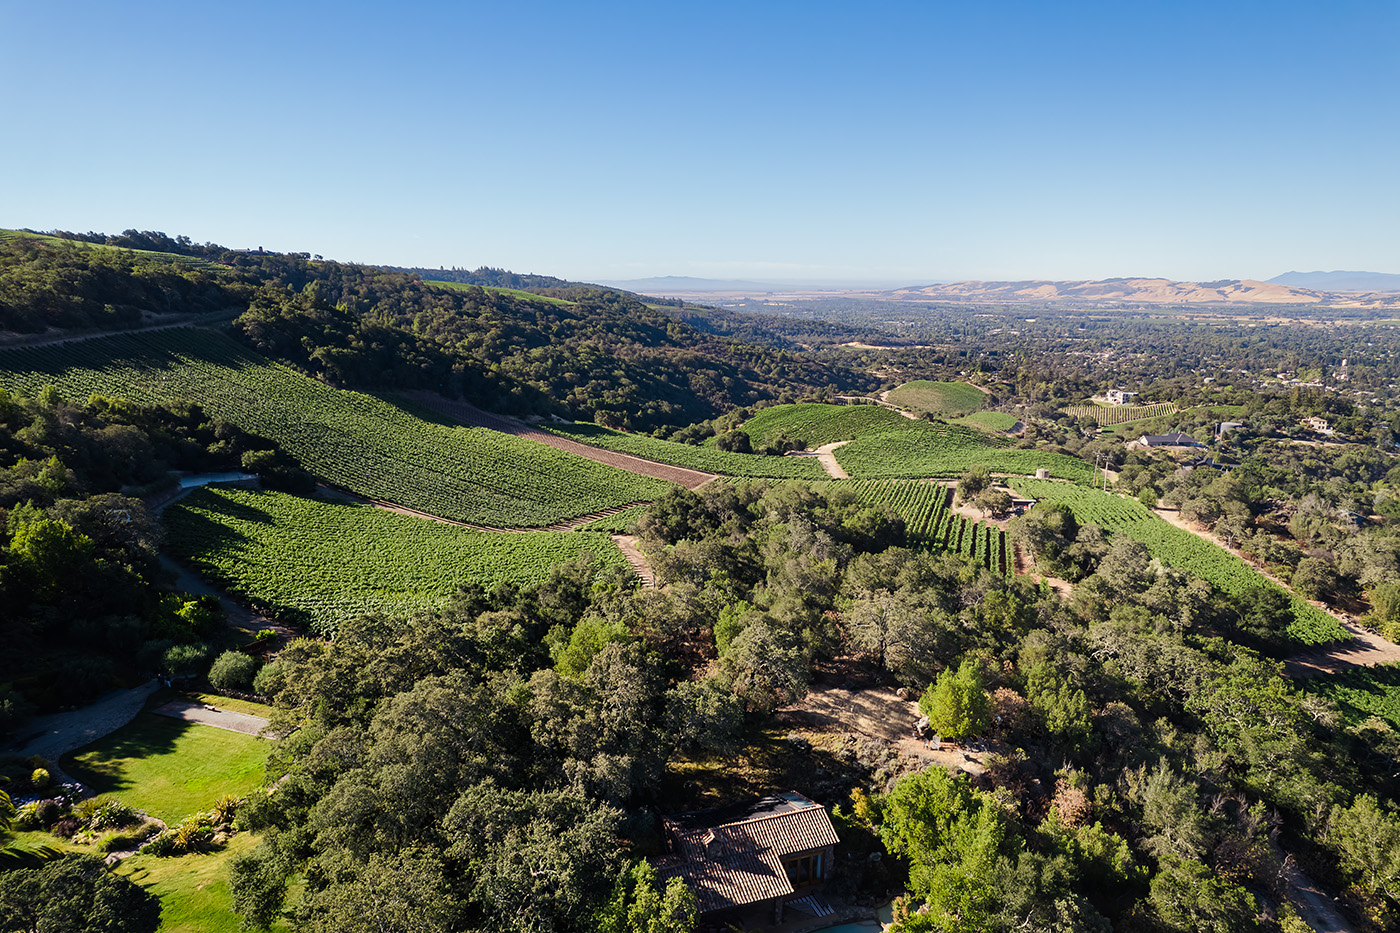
(654, 792), (840, 926)
(1136, 432), (1205, 449)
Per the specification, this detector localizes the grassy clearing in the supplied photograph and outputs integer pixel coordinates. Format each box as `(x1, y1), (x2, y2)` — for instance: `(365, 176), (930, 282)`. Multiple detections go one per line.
(739, 403), (915, 449)
(167, 487), (628, 632)
(116, 832), (291, 933)
(953, 411), (1019, 432)
(0, 328), (670, 526)
(885, 381), (987, 417)
(545, 422), (827, 479)
(63, 712), (269, 825)
(0, 228), (218, 270)
(836, 423), (1093, 481)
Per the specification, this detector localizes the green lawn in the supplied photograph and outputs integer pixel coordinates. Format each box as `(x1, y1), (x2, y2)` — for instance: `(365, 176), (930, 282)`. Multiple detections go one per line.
(116, 832), (291, 933)
(884, 380), (987, 417)
(63, 713), (270, 825)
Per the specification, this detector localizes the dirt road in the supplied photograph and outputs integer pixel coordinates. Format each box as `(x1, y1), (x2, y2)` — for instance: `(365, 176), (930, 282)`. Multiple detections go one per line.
(786, 440), (853, 479)
(1151, 508), (1400, 676)
(398, 391), (716, 489)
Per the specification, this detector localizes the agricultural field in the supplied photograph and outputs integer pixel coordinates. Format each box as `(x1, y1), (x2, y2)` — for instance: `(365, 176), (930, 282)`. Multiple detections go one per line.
(1062, 401), (1177, 424)
(424, 278), (575, 306)
(952, 411), (1020, 432)
(165, 486), (627, 632)
(575, 503), (650, 532)
(884, 380), (987, 417)
(738, 402), (915, 449)
(1008, 479), (1347, 645)
(838, 479), (1010, 575)
(1302, 664), (1400, 728)
(1098, 404), (1248, 436)
(835, 423), (1093, 481)
(546, 421), (828, 478)
(0, 328), (672, 526)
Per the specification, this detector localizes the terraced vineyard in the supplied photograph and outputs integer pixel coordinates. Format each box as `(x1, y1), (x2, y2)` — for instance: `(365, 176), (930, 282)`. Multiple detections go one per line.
(738, 402), (914, 449)
(1008, 479), (1347, 645)
(835, 423), (1093, 481)
(545, 422), (827, 479)
(165, 487), (626, 632)
(841, 480), (1010, 575)
(0, 329), (671, 526)
(1303, 664), (1400, 727)
(1062, 402), (1177, 424)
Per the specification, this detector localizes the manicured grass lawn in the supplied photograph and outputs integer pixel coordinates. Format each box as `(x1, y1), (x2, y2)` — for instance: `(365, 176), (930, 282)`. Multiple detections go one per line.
(116, 832), (291, 933)
(185, 692), (274, 718)
(63, 713), (270, 824)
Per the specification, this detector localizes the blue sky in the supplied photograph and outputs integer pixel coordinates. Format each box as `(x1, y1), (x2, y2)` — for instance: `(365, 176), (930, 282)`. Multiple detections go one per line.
(2, 1), (1395, 284)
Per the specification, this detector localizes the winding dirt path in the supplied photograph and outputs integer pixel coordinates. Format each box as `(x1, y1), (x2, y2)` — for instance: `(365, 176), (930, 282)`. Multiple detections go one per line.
(398, 391), (716, 489)
(812, 441), (852, 478)
(1151, 508), (1400, 676)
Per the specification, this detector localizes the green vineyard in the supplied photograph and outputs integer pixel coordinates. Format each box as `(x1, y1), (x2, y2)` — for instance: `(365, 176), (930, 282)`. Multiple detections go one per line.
(1303, 664), (1400, 728)
(835, 423), (1093, 482)
(545, 421), (828, 479)
(165, 487), (627, 633)
(842, 480), (1011, 576)
(0, 329), (672, 527)
(1061, 402), (1177, 424)
(1008, 479), (1348, 645)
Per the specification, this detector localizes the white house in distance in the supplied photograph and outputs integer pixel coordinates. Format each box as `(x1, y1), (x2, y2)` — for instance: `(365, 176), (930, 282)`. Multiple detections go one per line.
(1301, 416), (1335, 436)
(1105, 389), (1139, 406)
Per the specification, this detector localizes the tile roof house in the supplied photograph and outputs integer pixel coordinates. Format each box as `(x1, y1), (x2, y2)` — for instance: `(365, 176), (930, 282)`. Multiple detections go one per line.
(654, 792), (840, 925)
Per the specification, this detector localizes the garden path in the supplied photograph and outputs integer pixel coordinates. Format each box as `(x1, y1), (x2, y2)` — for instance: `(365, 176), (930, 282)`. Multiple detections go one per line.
(2, 680), (160, 790)
(151, 699), (269, 736)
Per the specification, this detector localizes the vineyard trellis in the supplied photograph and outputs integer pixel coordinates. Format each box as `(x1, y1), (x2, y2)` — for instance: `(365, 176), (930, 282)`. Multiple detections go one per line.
(0, 329), (674, 527)
(1007, 478), (1347, 645)
(839, 480), (1011, 577)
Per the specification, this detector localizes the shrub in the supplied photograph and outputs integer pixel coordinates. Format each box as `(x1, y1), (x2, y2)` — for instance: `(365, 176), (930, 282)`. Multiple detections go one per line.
(16, 799), (63, 830)
(251, 661), (281, 698)
(30, 768), (50, 789)
(208, 650), (260, 691)
(95, 824), (154, 854)
(163, 642), (210, 678)
(210, 794), (241, 826)
(52, 816), (81, 838)
(74, 797), (137, 832)
(142, 830), (177, 856)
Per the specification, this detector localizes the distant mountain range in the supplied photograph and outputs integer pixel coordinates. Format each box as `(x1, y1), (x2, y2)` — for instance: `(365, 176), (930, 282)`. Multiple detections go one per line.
(603, 273), (1400, 307)
(1267, 270), (1400, 292)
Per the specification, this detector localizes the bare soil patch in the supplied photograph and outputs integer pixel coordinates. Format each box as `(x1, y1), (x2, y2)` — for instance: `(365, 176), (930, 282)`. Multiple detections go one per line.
(786, 440), (852, 479)
(779, 686), (989, 776)
(399, 391), (716, 489)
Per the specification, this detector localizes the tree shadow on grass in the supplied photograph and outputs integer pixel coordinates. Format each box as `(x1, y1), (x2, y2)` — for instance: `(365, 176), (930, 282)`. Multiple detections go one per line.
(60, 711), (193, 799)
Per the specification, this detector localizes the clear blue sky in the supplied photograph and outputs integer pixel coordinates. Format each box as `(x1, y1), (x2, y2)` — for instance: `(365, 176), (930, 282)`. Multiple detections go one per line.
(2, 1), (1395, 284)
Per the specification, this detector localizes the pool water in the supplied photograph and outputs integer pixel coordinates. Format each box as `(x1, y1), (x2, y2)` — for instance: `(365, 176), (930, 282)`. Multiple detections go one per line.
(813, 900), (895, 933)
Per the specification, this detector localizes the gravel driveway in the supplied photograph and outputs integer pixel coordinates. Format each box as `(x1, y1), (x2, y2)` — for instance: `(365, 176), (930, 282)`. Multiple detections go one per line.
(1, 680), (160, 789)
(151, 698), (269, 736)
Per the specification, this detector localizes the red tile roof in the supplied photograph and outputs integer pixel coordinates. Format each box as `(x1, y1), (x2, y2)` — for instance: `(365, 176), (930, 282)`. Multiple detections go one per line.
(655, 797), (840, 914)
